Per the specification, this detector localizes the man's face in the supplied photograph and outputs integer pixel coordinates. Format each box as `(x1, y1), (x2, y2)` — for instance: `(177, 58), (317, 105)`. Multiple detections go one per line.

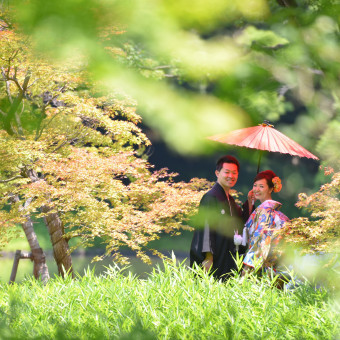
(215, 162), (239, 190)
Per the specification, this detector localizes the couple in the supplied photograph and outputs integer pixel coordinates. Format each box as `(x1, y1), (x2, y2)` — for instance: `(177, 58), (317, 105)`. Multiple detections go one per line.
(190, 155), (289, 281)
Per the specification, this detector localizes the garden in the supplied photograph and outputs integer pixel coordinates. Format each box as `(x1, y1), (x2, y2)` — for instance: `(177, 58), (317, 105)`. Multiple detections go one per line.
(0, 0), (339, 338)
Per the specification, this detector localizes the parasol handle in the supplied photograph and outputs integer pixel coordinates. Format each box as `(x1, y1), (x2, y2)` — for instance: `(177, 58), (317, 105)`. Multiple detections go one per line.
(257, 150), (263, 174)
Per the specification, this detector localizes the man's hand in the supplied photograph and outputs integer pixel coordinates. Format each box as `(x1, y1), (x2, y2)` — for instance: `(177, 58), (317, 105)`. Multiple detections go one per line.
(202, 252), (213, 272)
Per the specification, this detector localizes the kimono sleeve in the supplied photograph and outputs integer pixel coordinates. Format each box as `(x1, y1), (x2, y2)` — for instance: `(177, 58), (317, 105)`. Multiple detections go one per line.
(189, 194), (217, 266)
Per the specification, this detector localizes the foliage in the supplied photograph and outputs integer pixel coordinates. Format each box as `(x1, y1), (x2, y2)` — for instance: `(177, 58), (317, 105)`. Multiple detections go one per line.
(5, 0), (340, 221)
(2, 0), (340, 258)
(0, 23), (209, 261)
(0, 259), (338, 339)
(8, 0), (339, 157)
(284, 166), (340, 253)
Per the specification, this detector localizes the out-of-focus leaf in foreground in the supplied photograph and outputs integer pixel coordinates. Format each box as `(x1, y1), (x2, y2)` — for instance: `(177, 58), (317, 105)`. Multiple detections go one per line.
(10, 0), (261, 154)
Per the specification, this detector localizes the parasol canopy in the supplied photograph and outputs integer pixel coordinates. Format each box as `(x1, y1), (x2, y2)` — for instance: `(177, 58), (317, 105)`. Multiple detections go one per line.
(207, 121), (319, 173)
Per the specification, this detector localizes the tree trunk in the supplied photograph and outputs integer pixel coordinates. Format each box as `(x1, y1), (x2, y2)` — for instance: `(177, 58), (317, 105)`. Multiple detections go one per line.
(12, 195), (50, 283)
(24, 168), (73, 278)
(22, 213), (50, 283)
(41, 205), (73, 278)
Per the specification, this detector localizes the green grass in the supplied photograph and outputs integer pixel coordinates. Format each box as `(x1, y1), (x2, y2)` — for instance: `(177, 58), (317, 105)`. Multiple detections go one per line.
(0, 258), (339, 340)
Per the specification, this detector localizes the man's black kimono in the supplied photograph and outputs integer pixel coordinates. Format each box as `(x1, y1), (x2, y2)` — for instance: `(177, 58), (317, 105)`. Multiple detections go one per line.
(190, 182), (251, 280)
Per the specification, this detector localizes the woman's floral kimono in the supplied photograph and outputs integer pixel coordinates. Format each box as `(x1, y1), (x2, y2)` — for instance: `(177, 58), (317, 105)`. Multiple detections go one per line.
(243, 200), (289, 270)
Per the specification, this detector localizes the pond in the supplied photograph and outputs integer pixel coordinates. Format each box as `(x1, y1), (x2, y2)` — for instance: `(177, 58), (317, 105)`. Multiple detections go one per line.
(1, 250), (337, 285)
(0, 251), (189, 283)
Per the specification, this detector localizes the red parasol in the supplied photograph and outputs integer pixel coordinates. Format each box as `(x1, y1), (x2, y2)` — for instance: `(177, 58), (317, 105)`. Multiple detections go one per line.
(207, 121), (319, 173)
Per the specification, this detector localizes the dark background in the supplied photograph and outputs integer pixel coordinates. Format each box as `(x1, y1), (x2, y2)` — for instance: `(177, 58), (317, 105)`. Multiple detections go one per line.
(142, 111), (320, 219)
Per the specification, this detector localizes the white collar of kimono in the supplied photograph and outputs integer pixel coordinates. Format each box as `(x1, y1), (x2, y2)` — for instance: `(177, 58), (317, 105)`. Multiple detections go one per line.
(257, 199), (282, 211)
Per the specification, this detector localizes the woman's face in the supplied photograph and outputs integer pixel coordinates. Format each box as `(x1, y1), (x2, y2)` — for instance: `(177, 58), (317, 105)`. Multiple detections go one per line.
(253, 178), (273, 203)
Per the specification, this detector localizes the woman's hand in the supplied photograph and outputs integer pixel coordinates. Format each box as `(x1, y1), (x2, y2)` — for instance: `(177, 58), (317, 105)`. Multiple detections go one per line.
(248, 189), (255, 213)
(248, 189), (255, 204)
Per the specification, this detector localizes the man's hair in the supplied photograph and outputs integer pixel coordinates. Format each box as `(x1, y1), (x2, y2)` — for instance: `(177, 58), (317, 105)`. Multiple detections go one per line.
(216, 155), (240, 172)
(253, 170), (277, 188)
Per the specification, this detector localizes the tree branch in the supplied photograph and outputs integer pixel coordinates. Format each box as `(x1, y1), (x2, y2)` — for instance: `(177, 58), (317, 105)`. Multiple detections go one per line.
(35, 108), (64, 141)
(1, 66), (13, 104)
(27, 78), (40, 89)
(4, 68), (31, 135)
(0, 175), (23, 183)
(10, 49), (20, 62)
(51, 127), (87, 153)
(22, 68), (31, 90)
(14, 102), (26, 138)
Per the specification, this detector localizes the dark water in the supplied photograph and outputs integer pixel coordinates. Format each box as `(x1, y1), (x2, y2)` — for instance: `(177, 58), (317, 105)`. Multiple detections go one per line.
(1, 251), (337, 285)
(0, 252), (189, 283)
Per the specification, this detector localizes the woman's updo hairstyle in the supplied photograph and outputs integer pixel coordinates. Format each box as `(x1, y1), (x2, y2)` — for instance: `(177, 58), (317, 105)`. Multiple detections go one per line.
(254, 170), (276, 188)
(253, 170), (282, 193)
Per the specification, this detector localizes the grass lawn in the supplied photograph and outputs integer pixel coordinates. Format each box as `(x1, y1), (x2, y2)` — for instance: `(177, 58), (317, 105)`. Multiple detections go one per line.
(0, 259), (339, 340)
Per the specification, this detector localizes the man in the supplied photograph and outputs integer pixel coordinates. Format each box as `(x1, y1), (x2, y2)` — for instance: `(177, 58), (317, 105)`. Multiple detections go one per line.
(190, 155), (253, 281)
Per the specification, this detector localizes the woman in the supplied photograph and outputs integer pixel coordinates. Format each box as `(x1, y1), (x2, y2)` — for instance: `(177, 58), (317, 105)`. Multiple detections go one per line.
(242, 170), (289, 273)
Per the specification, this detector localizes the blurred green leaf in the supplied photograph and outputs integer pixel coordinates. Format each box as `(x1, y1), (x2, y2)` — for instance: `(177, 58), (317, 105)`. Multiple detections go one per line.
(236, 26), (289, 48)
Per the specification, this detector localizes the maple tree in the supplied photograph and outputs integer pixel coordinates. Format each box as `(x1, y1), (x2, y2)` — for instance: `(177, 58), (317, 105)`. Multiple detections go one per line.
(283, 166), (340, 253)
(1, 0), (340, 281)
(0, 13), (209, 280)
